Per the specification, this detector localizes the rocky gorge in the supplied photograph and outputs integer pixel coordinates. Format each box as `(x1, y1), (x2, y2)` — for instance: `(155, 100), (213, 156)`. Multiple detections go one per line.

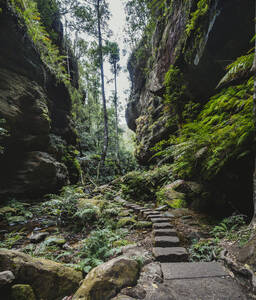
(1, 0), (256, 299)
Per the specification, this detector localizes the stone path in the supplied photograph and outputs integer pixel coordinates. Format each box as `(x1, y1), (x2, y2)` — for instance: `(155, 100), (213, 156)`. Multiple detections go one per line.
(120, 201), (251, 300)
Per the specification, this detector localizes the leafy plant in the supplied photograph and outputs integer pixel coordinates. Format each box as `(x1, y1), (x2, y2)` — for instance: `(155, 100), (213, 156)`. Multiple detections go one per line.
(0, 231), (25, 249)
(10, 0), (69, 83)
(43, 185), (84, 225)
(211, 214), (247, 239)
(77, 227), (128, 273)
(189, 238), (221, 262)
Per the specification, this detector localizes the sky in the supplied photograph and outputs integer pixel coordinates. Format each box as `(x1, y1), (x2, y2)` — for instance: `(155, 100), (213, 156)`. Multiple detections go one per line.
(105, 0), (132, 126)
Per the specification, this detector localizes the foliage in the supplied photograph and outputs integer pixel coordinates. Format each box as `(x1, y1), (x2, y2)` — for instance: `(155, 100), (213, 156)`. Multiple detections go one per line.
(164, 65), (189, 126)
(218, 53), (254, 87)
(189, 238), (221, 262)
(0, 231), (24, 249)
(185, 0), (209, 36)
(42, 185), (84, 225)
(2, 199), (33, 225)
(76, 227), (128, 273)
(10, 0), (69, 83)
(153, 77), (254, 179)
(120, 165), (172, 202)
(210, 214), (247, 239)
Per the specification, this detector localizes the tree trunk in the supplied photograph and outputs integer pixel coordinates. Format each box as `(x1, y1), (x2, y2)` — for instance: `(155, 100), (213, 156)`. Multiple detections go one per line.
(96, 0), (109, 165)
(251, 0), (256, 225)
(113, 61), (120, 162)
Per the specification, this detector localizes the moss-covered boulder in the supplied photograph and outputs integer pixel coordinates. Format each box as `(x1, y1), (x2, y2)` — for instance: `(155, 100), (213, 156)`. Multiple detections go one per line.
(156, 182), (186, 209)
(120, 165), (172, 202)
(0, 249), (82, 300)
(119, 210), (132, 217)
(78, 197), (106, 212)
(44, 235), (66, 246)
(11, 284), (36, 300)
(156, 180), (203, 208)
(135, 221), (152, 229)
(72, 257), (139, 300)
(117, 217), (137, 228)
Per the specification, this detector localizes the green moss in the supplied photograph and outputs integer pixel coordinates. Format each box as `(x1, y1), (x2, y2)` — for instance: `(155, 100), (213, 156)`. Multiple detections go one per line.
(62, 146), (82, 184)
(166, 198), (187, 209)
(10, 0), (69, 83)
(117, 217), (137, 228)
(154, 77), (254, 180)
(11, 284), (36, 300)
(120, 165), (172, 202)
(156, 184), (186, 208)
(135, 221), (152, 229)
(112, 239), (134, 247)
(185, 0), (209, 36)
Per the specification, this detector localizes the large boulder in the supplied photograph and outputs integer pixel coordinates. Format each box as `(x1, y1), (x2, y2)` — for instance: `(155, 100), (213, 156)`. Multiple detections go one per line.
(0, 249), (83, 300)
(72, 257), (140, 300)
(8, 151), (69, 196)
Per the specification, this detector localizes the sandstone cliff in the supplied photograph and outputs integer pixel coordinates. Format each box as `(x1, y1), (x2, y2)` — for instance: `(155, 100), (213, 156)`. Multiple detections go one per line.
(0, 0), (80, 199)
(126, 0), (255, 215)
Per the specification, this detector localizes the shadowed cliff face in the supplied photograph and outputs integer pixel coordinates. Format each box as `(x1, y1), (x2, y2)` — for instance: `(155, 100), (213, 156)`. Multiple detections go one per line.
(0, 1), (79, 199)
(126, 0), (254, 165)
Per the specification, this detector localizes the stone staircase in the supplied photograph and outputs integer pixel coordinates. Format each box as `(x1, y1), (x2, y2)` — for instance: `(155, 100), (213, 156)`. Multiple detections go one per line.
(120, 201), (250, 300)
(124, 202), (189, 264)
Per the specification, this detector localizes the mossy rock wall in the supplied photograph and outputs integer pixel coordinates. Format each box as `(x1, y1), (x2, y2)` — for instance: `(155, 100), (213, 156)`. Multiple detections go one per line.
(0, 1), (81, 199)
(126, 0), (254, 165)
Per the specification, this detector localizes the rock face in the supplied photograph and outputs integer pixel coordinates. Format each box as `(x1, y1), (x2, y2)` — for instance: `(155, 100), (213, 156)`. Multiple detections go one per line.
(0, 1), (80, 199)
(126, 0), (254, 215)
(73, 257), (140, 300)
(126, 0), (253, 165)
(0, 249), (83, 300)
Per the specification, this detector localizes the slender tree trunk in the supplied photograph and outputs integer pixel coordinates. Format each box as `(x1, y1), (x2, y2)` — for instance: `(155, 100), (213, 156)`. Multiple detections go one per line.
(96, 0), (109, 165)
(251, 0), (256, 225)
(64, 18), (70, 78)
(113, 62), (120, 162)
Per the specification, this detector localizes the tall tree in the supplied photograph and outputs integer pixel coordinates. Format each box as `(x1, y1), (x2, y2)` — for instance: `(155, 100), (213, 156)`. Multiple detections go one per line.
(107, 41), (120, 161)
(96, 0), (109, 165)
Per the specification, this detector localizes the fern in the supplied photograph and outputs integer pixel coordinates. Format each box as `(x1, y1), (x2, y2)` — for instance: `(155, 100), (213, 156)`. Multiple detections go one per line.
(10, 0), (69, 84)
(218, 53), (254, 87)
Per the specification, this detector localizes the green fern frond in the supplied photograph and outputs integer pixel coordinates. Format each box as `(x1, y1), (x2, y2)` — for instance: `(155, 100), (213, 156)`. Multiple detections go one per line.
(218, 53), (254, 87)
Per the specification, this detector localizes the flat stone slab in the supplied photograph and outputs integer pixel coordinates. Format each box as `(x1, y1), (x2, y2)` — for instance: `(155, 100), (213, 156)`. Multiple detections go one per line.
(155, 205), (168, 211)
(151, 217), (170, 223)
(155, 236), (180, 247)
(145, 277), (248, 300)
(153, 247), (188, 262)
(163, 212), (175, 218)
(154, 229), (177, 237)
(146, 214), (163, 220)
(153, 223), (173, 230)
(161, 262), (228, 280)
(143, 211), (159, 217)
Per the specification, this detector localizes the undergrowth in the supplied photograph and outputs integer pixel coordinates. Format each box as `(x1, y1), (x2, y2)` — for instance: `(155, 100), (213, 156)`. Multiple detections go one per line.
(152, 77), (254, 179)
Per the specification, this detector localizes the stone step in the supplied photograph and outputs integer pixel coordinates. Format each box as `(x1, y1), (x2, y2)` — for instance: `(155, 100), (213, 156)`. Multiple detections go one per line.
(153, 247), (188, 263)
(146, 214), (163, 220)
(162, 212), (175, 218)
(155, 205), (168, 211)
(150, 218), (171, 223)
(153, 229), (177, 237)
(143, 210), (159, 217)
(153, 222), (173, 230)
(155, 236), (180, 247)
(161, 262), (228, 280)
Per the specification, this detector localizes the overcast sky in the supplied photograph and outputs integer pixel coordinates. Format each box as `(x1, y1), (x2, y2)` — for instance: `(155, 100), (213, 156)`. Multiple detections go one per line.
(106, 0), (132, 126)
